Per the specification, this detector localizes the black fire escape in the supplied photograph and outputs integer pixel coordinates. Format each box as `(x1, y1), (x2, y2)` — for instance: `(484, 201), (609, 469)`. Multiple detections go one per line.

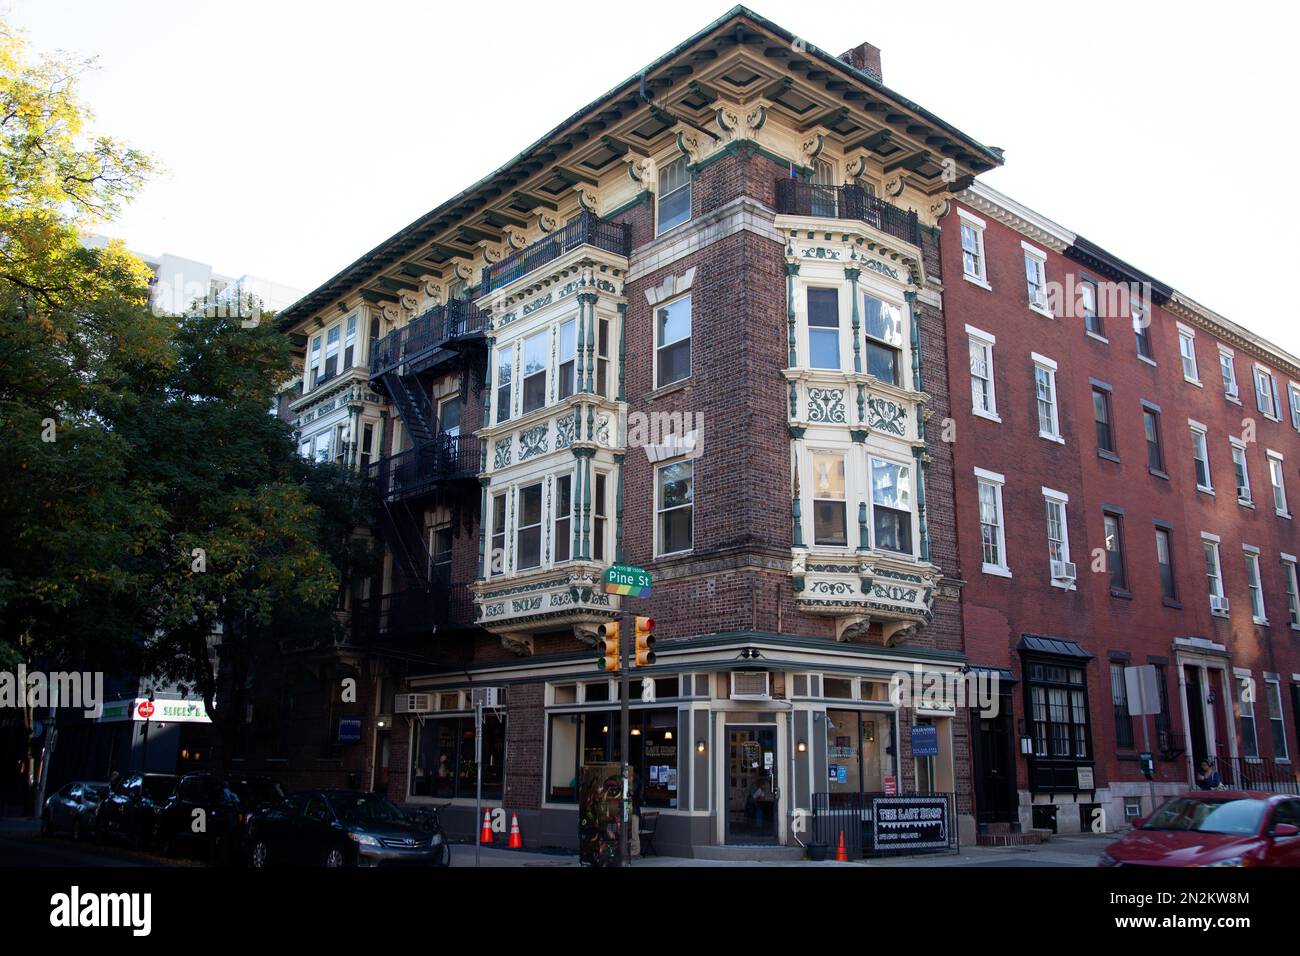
(355, 298), (486, 648)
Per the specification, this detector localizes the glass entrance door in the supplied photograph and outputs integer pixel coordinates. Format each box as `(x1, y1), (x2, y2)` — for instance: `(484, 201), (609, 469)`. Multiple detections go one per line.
(726, 727), (778, 844)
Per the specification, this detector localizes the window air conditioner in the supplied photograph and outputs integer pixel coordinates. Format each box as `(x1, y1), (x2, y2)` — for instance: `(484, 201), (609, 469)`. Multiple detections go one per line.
(730, 671), (771, 701)
(1237, 486), (1252, 502)
(1050, 560), (1077, 583)
(1210, 595), (1230, 613)
(395, 693), (434, 714)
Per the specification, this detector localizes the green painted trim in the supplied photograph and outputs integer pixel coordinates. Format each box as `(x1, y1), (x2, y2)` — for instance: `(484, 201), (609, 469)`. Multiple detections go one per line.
(616, 303), (627, 402)
(614, 453), (625, 564)
(846, 267), (862, 374)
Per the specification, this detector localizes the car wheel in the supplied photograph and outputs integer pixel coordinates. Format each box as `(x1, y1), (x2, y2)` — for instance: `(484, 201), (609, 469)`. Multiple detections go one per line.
(249, 838), (270, 868)
(323, 847), (346, 868)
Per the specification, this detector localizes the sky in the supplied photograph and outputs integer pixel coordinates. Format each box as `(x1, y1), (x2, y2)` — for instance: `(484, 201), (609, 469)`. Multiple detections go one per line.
(10, 0), (1300, 354)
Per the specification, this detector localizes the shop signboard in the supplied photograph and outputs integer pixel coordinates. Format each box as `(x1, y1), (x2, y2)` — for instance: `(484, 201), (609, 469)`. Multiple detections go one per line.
(910, 724), (938, 757)
(871, 795), (949, 852)
(579, 762), (624, 867)
(338, 718), (362, 743)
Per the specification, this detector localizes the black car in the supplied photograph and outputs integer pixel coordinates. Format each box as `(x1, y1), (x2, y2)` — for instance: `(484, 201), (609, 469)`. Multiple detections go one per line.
(95, 772), (178, 848)
(41, 781), (109, 841)
(247, 790), (449, 867)
(155, 772), (285, 863)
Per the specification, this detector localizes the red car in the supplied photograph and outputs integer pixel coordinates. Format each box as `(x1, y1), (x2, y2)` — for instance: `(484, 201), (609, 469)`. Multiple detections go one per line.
(1100, 791), (1300, 867)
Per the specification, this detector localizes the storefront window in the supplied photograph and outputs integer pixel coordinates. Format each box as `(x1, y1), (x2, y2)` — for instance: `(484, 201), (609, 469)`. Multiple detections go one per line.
(410, 712), (506, 800)
(825, 709), (895, 797)
(546, 707), (678, 806)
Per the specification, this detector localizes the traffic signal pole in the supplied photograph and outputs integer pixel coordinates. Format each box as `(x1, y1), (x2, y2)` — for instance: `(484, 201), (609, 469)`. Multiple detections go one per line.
(619, 606), (631, 867)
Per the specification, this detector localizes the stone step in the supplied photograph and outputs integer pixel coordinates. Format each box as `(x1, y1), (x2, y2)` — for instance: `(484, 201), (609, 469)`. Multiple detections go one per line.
(691, 844), (807, 862)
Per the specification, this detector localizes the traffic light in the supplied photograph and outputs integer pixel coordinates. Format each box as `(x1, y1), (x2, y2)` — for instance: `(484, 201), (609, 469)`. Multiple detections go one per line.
(634, 616), (656, 668)
(597, 622), (620, 672)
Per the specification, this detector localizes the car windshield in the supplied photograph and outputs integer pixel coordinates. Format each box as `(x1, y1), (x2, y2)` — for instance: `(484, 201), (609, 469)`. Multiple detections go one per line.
(1142, 797), (1265, 835)
(143, 777), (177, 800)
(228, 778), (284, 806)
(326, 793), (408, 825)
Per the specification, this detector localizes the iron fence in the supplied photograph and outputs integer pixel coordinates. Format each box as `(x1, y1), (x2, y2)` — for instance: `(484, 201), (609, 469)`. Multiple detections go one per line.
(1190, 755), (1300, 795)
(774, 178), (921, 247)
(810, 791), (959, 858)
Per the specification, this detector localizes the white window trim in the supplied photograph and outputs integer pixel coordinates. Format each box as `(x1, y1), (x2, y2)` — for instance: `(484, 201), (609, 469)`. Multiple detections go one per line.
(868, 453), (919, 560)
(1031, 352), (1063, 442)
(1254, 363), (1281, 421)
(809, 450), (850, 549)
(654, 458), (694, 557)
(1189, 420), (1213, 494)
(1267, 449), (1291, 518)
(1289, 381), (1300, 432)
(1265, 677), (1289, 762)
(1282, 555), (1300, 631)
(975, 467), (1011, 577)
(1176, 322), (1200, 386)
(655, 154), (692, 238)
(1021, 241), (1052, 318)
(1042, 487), (1073, 590)
(652, 292), (692, 391)
(1229, 436), (1252, 505)
(1242, 546), (1263, 629)
(1218, 344), (1241, 403)
(1202, 533), (1227, 615)
(966, 324), (1000, 423)
(957, 209), (991, 290)
(803, 285), (846, 373)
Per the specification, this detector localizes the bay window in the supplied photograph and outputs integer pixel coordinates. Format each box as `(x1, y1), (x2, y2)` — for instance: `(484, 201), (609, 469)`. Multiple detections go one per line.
(517, 483), (542, 570)
(554, 474), (573, 563)
(812, 452), (847, 546)
(522, 330), (547, 413)
(496, 349), (513, 423)
(490, 493), (506, 576)
(558, 319), (576, 399)
(1026, 660), (1090, 760)
(871, 457), (913, 555)
(864, 294), (903, 385)
(807, 288), (840, 370)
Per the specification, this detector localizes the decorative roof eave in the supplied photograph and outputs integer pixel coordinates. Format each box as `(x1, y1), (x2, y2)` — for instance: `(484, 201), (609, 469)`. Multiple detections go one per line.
(1063, 236), (1174, 305)
(278, 5), (1002, 332)
(1165, 293), (1300, 380)
(958, 182), (1075, 253)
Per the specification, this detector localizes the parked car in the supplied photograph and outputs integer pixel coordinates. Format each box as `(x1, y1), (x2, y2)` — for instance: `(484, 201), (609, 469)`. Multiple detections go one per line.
(41, 781), (109, 841)
(154, 772), (285, 863)
(246, 790), (449, 867)
(95, 772), (179, 849)
(1101, 791), (1300, 867)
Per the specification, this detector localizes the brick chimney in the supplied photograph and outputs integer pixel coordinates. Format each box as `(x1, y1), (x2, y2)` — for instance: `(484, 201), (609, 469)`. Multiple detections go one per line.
(839, 42), (882, 83)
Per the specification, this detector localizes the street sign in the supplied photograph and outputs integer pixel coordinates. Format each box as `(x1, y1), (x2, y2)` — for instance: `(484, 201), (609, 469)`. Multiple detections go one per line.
(603, 564), (652, 597)
(1124, 665), (1162, 716)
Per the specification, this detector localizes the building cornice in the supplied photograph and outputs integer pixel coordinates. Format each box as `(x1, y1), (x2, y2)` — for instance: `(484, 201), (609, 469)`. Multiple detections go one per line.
(958, 182), (1075, 252)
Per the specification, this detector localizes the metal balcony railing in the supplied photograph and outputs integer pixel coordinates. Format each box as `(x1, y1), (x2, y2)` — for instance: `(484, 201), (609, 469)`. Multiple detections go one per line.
(774, 179), (921, 247)
(480, 211), (630, 294)
(350, 583), (475, 644)
(369, 298), (485, 380)
(1192, 755), (1299, 794)
(369, 433), (481, 502)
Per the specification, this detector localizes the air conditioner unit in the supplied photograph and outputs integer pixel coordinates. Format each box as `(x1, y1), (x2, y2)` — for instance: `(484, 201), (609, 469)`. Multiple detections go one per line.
(1237, 486), (1252, 502)
(1210, 595), (1230, 613)
(1225, 385), (1239, 400)
(730, 671), (771, 701)
(470, 687), (501, 708)
(395, 693), (434, 714)
(1050, 560), (1077, 582)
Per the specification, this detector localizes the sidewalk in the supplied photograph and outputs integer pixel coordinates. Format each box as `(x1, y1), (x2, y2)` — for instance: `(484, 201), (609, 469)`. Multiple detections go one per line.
(454, 832), (1114, 867)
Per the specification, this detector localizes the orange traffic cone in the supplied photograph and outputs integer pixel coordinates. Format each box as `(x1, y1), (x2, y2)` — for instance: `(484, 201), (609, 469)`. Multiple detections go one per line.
(479, 809), (494, 844)
(508, 812), (523, 849)
(835, 831), (848, 862)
